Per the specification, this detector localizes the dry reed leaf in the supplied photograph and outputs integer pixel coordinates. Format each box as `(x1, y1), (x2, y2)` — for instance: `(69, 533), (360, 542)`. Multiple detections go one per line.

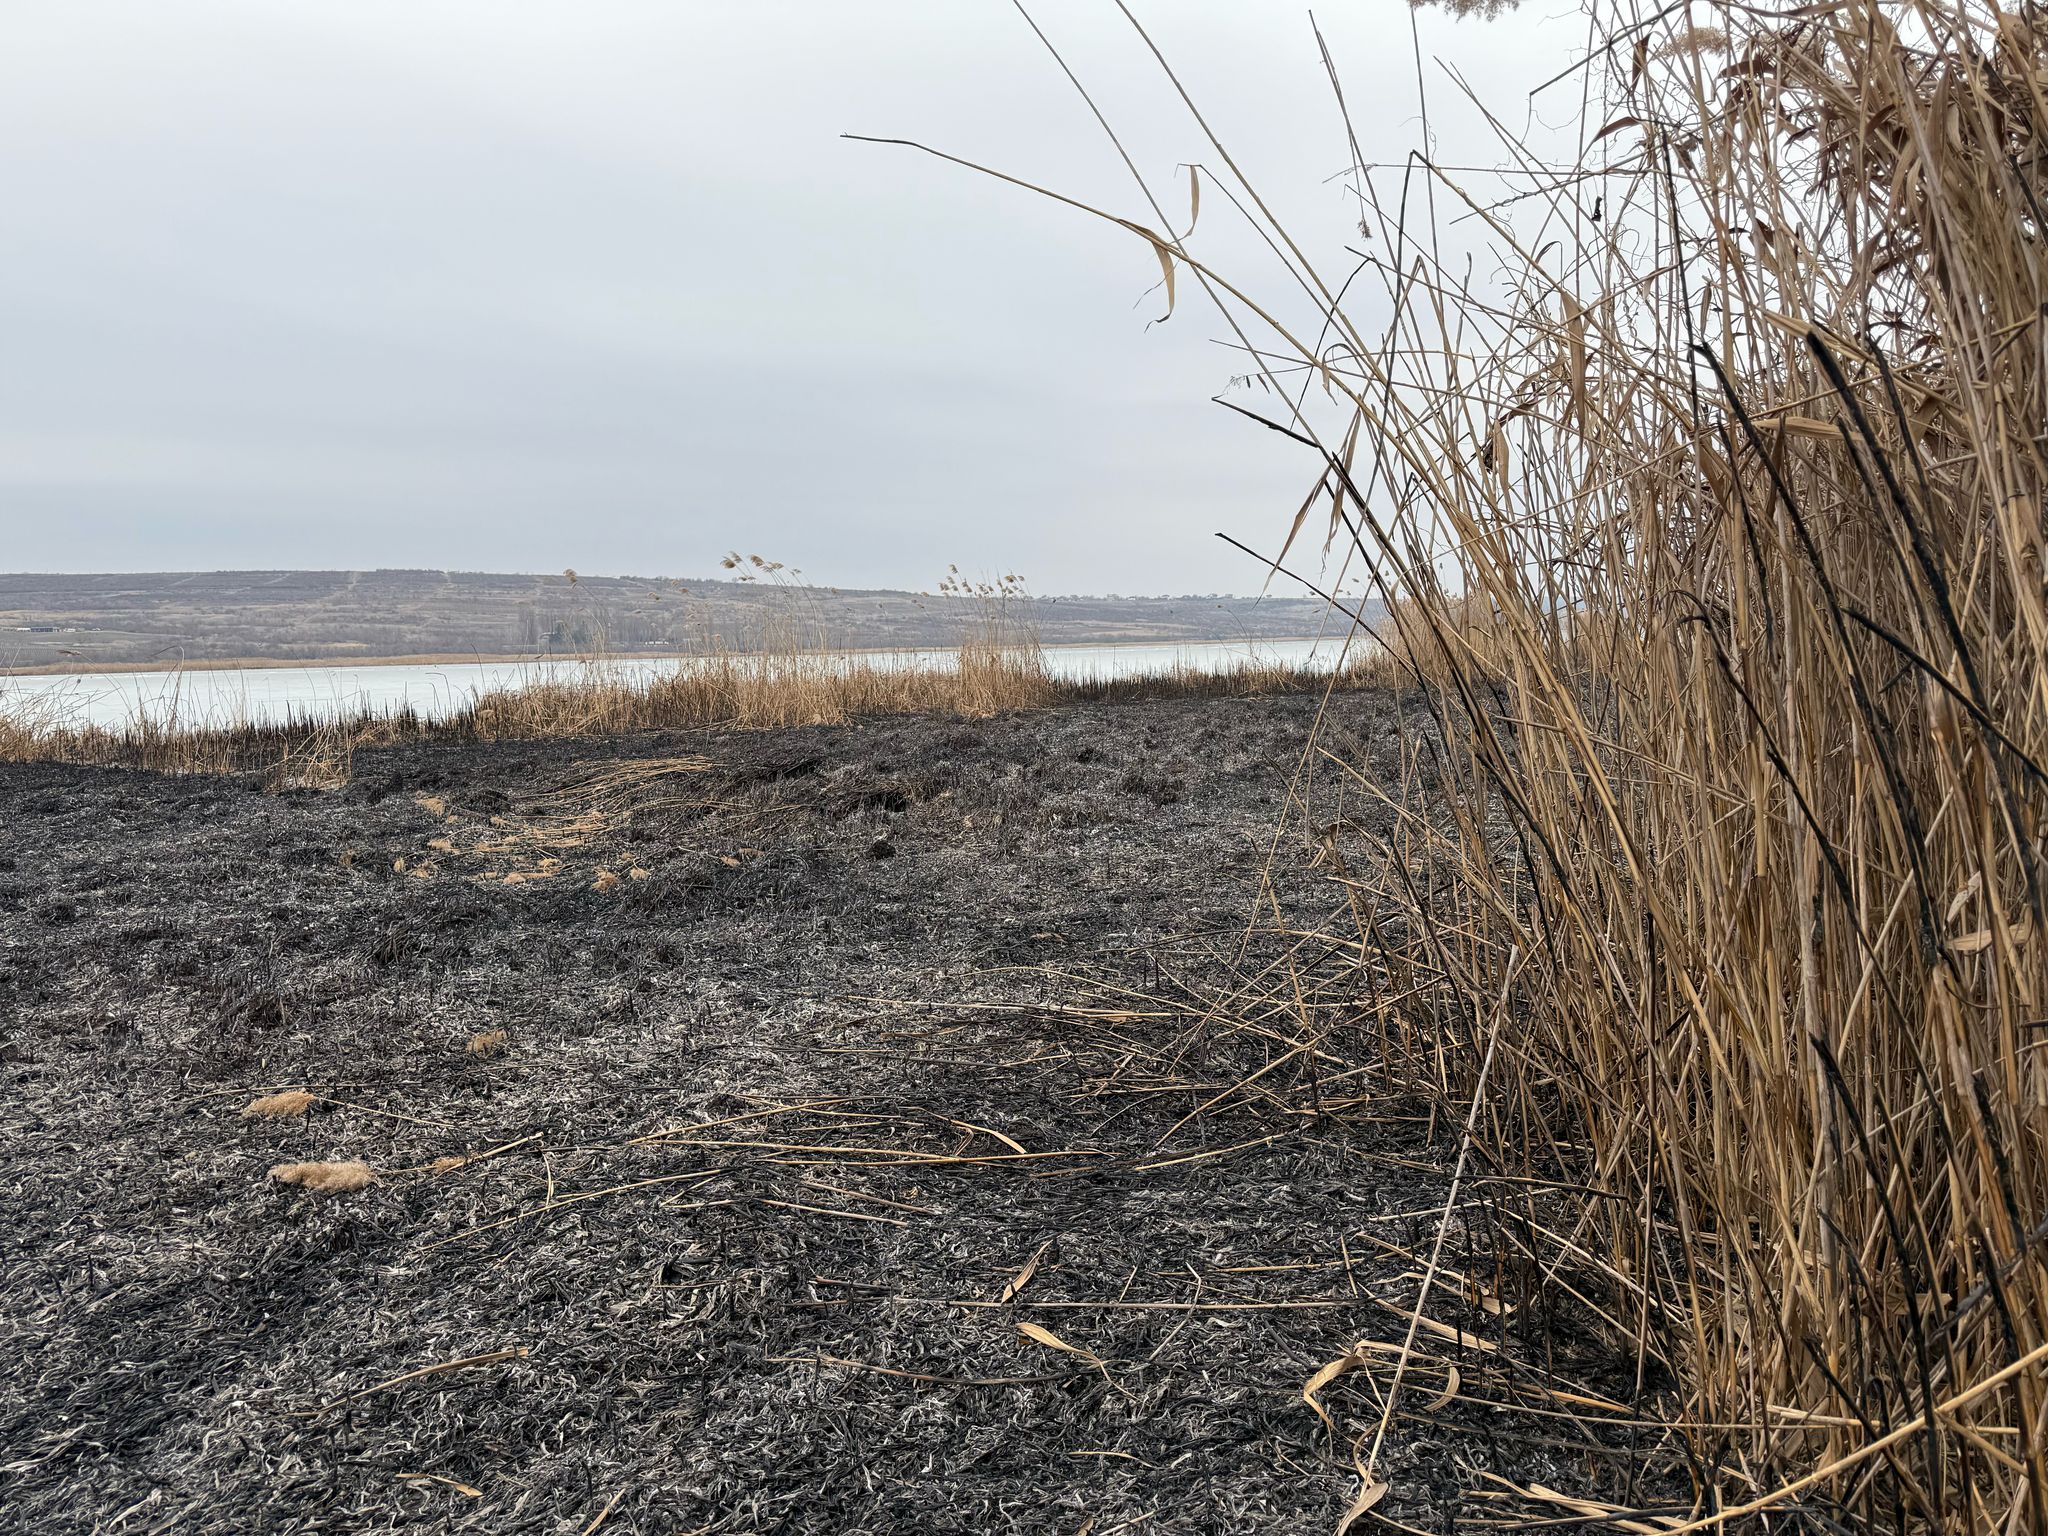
(242, 1089), (317, 1120)
(998, 1239), (1052, 1304)
(1302, 1344), (1373, 1436)
(1763, 413), (1837, 439)
(1375, 1300), (1498, 1352)
(1945, 874), (1982, 924)
(1016, 1321), (1101, 1366)
(466, 1028), (508, 1059)
(415, 794), (448, 818)
(1422, 1363), (1461, 1412)
(1113, 217), (1176, 322)
(1505, 1481), (1677, 1536)
(1274, 491), (1314, 577)
(396, 1472), (482, 1499)
(270, 1160), (376, 1193)
(1335, 1477), (1389, 1535)
(949, 1117), (1029, 1154)
(578, 1488), (628, 1534)
(1471, 1283), (1517, 1316)
(392, 857), (407, 874)
(719, 855), (742, 868)
(427, 836), (456, 854)
(1562, 293), (1587, 427)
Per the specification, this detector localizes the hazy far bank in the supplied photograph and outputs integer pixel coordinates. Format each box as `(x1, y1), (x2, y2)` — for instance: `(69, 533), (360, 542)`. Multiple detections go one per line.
(0, 567), (1357, 672)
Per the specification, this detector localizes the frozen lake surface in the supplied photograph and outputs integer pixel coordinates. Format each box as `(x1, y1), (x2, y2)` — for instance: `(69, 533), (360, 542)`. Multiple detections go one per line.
(3, 636), (1360, 732)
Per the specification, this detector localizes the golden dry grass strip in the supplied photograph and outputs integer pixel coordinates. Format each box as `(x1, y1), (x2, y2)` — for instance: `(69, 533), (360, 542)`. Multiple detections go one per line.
(0, 634), (1368, 775)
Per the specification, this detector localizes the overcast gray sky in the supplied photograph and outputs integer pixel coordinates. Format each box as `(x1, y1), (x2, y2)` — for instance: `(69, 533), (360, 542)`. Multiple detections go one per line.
(0, 1), (1577, 594)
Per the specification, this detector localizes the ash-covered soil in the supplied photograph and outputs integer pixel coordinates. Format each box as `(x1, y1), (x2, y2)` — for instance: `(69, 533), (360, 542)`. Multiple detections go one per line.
(0, 695), (1649, 1534)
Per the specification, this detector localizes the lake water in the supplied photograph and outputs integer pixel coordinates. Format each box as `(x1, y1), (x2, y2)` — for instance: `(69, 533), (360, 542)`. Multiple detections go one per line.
(2, 636), (1363, 732)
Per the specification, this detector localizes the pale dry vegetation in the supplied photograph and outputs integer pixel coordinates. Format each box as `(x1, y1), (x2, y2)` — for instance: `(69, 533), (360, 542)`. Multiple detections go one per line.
(240, 1090), (317, 1122)
(1013, 0), (2048, 1526)
(266, 1160), (377, 1195)
(0, 709), (394, 779)
(443, 571), (1062, 738)
(458, 645), (1056, 738)
(0, 594), (1366, 774)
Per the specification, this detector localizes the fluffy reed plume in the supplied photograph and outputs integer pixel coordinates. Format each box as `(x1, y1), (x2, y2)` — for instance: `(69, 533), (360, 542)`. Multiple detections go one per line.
(269, 1160), (375, 1194)
(240, 1089), (316, 1120)
(959, 0), (2048, 1525)
(465, 1028), (509, 1059)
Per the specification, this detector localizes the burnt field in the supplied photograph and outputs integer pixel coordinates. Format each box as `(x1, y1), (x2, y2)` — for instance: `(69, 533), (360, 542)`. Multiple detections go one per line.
(0, 694), (1648, 1534)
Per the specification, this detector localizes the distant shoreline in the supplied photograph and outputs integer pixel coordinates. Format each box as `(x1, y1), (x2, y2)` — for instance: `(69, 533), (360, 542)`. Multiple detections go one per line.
(0, 634), (1356, 680)
(0, 650), (666, 678)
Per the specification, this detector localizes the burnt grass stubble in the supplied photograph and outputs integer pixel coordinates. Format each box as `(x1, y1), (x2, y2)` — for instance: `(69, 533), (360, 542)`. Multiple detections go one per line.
(1, 692), (1649, 1533)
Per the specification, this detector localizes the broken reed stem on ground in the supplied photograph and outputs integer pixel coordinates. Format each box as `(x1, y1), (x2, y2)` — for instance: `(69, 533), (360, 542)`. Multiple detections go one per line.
(985, 0), (2044, 1526)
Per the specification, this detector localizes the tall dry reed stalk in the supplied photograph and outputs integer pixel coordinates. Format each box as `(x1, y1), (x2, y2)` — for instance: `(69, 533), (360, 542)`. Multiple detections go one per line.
(943, 0), (2048, 1524)
(940, 569), (1059, 715)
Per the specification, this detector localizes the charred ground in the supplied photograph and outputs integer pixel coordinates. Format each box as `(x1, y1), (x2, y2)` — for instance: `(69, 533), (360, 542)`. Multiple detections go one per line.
(1, 694), (1649, 1534)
